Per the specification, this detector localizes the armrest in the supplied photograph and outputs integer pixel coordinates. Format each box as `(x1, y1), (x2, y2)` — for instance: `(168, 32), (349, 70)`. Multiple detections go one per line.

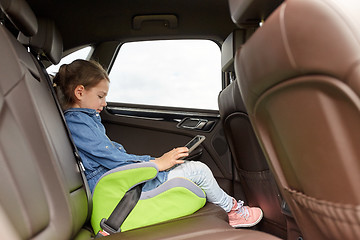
(93, 162), (159, 193)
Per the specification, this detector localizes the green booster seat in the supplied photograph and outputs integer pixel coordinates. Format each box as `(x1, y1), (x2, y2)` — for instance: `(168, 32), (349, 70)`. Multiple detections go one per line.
(91, 162), (206, 234)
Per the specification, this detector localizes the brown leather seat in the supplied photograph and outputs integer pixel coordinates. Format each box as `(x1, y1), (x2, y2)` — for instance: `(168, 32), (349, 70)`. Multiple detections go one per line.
(0, 0), (281, 239)
(219, 32), (286, 238)
(218, 80), (287, 237)
(231, 0), (360, 239)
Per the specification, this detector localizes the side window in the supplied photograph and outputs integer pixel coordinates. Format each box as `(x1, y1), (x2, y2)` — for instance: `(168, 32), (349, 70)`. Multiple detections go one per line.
(46, 46), (92, 75)
(108, 40), (221, 110)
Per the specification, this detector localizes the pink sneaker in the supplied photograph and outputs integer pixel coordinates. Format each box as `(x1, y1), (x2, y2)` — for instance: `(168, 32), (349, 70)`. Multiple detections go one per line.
(228, 199), (263, 228)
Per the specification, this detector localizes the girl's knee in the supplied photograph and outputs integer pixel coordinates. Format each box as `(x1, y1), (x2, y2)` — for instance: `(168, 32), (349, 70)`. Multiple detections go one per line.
(194, 160), (207, 168)
(192, 161), (212, 175)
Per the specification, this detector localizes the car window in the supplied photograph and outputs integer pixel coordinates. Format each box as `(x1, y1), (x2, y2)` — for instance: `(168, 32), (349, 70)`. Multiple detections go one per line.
(46, 46), (92, 75)
(108, 40), (221, 110)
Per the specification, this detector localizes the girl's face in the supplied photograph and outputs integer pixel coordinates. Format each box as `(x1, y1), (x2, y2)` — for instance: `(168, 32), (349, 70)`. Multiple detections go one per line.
(74, 79), (109, 112)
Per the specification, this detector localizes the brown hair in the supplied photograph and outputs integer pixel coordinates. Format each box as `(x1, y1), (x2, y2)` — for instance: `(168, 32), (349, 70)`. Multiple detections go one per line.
(53, 60), (109, 110)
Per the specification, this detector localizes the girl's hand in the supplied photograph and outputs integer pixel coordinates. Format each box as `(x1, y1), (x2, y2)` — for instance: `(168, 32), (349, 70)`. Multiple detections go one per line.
(151, 147), (189, 171)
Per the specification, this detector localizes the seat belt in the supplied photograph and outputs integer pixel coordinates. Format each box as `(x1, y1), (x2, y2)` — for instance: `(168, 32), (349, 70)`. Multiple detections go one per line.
(34, 56), (143, 236)
(34, 57), (93, 221)
(96, 183), (144, 237)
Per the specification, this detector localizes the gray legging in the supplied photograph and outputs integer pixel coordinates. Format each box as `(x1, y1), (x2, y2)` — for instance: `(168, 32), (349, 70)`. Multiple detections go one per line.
(168, 160), (233, 212)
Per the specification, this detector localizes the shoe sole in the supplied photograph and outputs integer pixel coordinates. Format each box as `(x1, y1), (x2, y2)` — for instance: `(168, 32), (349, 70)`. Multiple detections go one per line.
(231, 209), (264, 228)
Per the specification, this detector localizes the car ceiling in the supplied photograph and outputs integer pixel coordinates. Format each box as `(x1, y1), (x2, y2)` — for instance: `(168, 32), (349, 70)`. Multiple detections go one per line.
(26, 0), (239, 52)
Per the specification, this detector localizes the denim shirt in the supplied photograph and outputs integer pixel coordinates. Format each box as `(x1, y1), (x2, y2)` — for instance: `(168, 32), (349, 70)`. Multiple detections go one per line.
(64, 108), (169, 193)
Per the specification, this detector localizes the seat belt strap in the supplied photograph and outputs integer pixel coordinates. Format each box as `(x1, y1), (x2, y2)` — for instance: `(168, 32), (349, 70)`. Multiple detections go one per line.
(34, 56), (142, 236)
(34, 57), (93, 220)
(96, 183), (144, 237)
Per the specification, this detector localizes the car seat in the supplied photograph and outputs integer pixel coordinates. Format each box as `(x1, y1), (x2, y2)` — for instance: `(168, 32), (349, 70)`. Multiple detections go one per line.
(219, 30), (287, 238)
(0, 0), (282, 238)
(231, 0), (360, 239)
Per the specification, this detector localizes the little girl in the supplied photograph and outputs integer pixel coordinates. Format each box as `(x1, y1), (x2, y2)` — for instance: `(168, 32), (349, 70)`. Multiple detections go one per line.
(53, 59), (263, 228)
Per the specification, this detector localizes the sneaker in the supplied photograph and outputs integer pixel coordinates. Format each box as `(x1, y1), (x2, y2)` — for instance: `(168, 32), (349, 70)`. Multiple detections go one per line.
(228, 199), (263, 228)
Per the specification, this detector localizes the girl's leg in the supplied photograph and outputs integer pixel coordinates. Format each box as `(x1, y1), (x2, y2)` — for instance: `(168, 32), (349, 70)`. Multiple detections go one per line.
(167, 161), (233, 212)
(167, 161), (263, 228)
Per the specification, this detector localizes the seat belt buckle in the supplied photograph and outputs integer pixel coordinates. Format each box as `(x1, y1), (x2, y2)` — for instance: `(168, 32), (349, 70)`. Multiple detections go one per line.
(99, 218), (121, 235)
(95, 230), (110, 238)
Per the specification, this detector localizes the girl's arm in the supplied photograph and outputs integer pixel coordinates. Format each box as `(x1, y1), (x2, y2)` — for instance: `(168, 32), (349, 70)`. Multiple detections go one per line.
(66, 114), (153, 169)
(111, 141), (152, 161)
(66, 112), (188, 171)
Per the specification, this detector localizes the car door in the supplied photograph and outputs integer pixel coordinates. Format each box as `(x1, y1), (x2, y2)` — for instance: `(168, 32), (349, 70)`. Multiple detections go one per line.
(101, 102), (240, 197)
(99, 39), (243, 199)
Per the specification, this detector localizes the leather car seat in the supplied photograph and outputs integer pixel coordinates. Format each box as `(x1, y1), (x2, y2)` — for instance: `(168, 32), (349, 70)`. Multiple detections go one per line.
(231, 0), (360, 239)
(219, 31), (286, 238)
(0, 0), (282, 239)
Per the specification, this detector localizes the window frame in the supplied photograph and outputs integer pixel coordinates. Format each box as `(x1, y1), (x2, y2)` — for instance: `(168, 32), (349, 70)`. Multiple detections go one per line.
(107, 39), (222, 110)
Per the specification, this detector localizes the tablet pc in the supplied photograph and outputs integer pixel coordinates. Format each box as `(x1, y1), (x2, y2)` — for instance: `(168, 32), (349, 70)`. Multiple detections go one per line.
(184, 135), (205, 156)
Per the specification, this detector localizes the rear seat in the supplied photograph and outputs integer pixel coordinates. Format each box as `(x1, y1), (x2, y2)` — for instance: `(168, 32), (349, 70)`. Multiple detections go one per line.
(0, 0), (280, 239)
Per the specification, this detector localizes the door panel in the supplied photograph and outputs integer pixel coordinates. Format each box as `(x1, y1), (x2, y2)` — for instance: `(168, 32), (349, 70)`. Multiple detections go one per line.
(100, 102), (238, 196)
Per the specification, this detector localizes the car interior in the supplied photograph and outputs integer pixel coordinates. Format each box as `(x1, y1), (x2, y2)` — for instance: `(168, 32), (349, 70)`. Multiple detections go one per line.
(0, 0), (359, 239)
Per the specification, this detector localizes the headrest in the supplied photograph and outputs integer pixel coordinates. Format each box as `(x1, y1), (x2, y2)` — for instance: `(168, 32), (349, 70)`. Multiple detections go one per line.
(18, 18), (63, 65)
(0, 0), (37, 36)
(221, 30), (244, 72)
(228, 0), (282, 27)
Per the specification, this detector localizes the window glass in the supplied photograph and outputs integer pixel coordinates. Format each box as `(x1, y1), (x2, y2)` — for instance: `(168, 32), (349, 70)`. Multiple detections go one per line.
(108, 40), (221, 110)
(46, 46), (92, 75)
